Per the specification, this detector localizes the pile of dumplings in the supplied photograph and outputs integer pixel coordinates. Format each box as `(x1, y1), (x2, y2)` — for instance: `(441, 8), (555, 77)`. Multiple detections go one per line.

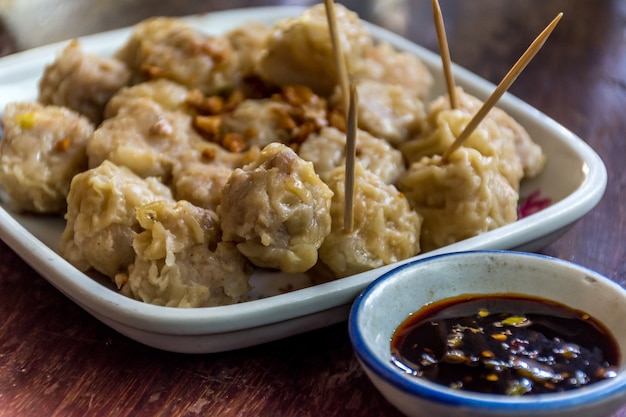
(0, 4), (545, 307)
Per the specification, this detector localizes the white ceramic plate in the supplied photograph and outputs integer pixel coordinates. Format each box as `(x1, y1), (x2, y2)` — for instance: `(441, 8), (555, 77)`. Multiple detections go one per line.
(0, 6), (607, 353)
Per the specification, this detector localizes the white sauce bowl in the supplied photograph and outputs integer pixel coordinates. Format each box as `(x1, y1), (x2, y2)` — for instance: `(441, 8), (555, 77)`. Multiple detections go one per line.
(349, 250), (626, 417)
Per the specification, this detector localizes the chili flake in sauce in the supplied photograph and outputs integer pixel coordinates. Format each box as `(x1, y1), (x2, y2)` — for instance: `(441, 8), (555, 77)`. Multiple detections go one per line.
(390, 294), (619, 395)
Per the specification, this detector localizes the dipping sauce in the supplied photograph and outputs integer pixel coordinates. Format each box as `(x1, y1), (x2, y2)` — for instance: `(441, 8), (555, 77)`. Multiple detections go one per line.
(390, 294), (620, 395)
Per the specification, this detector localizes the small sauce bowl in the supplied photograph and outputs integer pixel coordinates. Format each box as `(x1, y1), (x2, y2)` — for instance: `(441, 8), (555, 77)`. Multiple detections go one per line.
(349, 250), (626, 417)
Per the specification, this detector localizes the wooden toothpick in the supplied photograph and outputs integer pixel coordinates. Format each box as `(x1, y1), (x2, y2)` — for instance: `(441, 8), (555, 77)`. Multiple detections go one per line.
(442, 12), (563, 162)
(433, 0), (458, 109)
(324, 0), (357, 232)
(344, 83), (358, 233)
(324, 0), (351, 118)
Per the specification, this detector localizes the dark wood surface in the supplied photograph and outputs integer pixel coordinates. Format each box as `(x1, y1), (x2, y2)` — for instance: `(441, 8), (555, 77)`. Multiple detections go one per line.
(1, 1), (625, 416)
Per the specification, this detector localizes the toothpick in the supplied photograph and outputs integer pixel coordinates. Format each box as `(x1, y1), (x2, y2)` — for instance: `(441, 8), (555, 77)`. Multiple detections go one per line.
(324, 0), (351, 118)
(433, 0), (457, 109)
(442, 12), (563, 162)
(344, 83), (358, 233)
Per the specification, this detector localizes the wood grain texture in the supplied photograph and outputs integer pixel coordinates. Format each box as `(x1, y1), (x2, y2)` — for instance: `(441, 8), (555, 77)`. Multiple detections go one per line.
(1, 1), (625, 416)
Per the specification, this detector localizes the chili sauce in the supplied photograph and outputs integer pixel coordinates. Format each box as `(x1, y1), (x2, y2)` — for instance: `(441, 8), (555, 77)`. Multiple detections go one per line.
(390, 294), (620, 395)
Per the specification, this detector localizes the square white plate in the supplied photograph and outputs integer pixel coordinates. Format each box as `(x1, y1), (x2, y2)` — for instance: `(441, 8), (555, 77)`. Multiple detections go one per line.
(0, 6), (607, 353)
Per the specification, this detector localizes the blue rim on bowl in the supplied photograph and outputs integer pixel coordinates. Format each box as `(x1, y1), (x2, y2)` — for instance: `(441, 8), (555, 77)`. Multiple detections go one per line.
(348, 250), (626, 414)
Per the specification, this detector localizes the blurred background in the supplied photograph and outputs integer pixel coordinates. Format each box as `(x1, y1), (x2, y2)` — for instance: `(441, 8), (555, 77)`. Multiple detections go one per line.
(0, 0), (592, 55)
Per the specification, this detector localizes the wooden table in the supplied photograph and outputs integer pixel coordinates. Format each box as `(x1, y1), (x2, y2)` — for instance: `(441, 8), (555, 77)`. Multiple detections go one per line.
(1, 1), (625, 415)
